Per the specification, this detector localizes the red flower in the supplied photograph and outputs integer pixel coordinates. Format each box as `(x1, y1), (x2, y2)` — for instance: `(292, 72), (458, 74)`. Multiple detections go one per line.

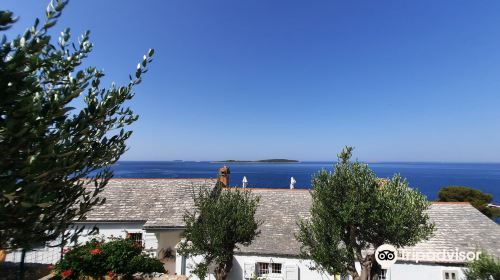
(90, 248), (103, 255)
(107, 271), (116, 278)
(62, 248), (71, 254)
(47, 264), (54, 271)
(61, 269), (73, 278)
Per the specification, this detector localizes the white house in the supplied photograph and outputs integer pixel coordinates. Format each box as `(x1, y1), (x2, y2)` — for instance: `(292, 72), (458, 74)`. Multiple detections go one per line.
(6, 172), (500, 280)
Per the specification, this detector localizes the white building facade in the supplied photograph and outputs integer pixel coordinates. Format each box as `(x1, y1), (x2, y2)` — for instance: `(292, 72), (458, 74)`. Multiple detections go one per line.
(6, 178), (500, 280)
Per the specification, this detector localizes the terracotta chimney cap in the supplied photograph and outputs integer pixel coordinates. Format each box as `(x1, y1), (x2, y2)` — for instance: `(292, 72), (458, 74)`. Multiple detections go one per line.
(219, 166), (230, 175)
(218, 166), (230, 187)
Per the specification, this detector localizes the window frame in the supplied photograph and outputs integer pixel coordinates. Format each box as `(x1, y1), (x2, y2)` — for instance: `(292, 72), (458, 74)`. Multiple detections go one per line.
(127, 232), (143, 246)
(379, 269), (388, 280)
(442, 270), (459, 280)
(256, 261), (283, 277)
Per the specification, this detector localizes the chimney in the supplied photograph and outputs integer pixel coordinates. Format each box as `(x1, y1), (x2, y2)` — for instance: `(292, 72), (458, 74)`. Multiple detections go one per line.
(218, 166), (230, 187)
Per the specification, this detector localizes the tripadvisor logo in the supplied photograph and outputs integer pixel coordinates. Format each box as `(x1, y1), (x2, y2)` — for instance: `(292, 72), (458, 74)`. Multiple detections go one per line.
(375, 244), (398, 269)
(375, 244), (482, 266)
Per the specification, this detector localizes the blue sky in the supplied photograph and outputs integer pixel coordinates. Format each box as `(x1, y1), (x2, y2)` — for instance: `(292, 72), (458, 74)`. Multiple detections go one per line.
(4, 0), (500, 162)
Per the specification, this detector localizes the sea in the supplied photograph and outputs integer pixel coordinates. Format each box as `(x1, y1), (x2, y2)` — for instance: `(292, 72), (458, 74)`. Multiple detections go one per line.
(107, 161), (500, 203)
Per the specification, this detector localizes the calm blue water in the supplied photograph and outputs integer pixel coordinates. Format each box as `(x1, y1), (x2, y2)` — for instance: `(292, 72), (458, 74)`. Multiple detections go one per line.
(107, 161), (500, 202)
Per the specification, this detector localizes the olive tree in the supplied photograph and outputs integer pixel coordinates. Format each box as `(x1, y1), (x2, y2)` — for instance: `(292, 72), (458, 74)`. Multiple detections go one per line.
(0, 0), (153, 255)
(177, 183), (261, 280)
(297, 147), (434, 280)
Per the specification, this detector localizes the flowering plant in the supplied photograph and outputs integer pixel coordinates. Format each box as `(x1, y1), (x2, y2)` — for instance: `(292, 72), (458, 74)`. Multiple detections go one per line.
(90, 248), (103, 255)
(60, 269), (73, 279)
(107, 271), (116, 278)
(52, 237), (164, 279)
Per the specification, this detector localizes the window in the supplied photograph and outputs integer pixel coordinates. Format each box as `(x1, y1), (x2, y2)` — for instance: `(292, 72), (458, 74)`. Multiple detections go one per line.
(271, 263), (282, 274)
(257, 263), (269, 277)
(443, 270), (458, 280)
(127, 232), (143, 243)
(256, 262), (282, 277)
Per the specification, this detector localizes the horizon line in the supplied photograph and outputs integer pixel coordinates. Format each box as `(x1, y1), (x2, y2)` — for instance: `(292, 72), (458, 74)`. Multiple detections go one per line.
(116, 160), (500, 164)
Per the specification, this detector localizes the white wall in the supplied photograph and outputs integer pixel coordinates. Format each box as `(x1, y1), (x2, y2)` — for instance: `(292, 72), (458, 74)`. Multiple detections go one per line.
(156, 230), (183, 274)
(5, 222), (148, 264)
(181, 254), (467, 280)
(7, 222), (468, 280)
(77, 222), (145, 243)
(389, 262), (465, 280)
(231, 255), (334, 280)
(181, 254), (334, 280)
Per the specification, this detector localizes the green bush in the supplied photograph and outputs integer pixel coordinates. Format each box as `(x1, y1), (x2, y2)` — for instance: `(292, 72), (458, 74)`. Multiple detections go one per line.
(100, 238), (143, 275)
(438, 186), (499, 220)
(52, 237), (165, 279)
(464, 252), (500, 280)
(127, 255), (166, 274)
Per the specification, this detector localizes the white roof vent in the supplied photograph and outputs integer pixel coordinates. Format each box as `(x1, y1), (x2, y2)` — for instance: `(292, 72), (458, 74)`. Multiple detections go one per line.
(290, 177), (296, 189)
(242, 176), (248, 188)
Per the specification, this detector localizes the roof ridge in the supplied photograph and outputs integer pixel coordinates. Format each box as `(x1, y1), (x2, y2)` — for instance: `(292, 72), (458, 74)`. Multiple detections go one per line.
(431, 201), (471, 205)
(105, 178), (215, 180)
(239, 187), (310, 191)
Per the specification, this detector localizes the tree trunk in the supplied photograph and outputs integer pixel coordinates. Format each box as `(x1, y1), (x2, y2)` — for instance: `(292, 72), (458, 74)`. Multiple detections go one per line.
(60, 235), (66, 261)
(350, 254), (378, 280)
(359, 255), (374, 280)
(214, 260), (233, 280)
(370, 260), (382, 280)
(18, 249), (26, 280)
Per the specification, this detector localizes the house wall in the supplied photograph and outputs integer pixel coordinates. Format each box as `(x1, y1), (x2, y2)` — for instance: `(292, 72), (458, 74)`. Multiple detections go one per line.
(231, 255), (334, 280)
(180, 254), (334, 280)
(156, 230), (183, 274)
(389, 262), (465, 280)
(180, 254), (467, 280)
(77, 222), (145, 242)
(5, 222), (148, 264)
(6, 222), (468, 280)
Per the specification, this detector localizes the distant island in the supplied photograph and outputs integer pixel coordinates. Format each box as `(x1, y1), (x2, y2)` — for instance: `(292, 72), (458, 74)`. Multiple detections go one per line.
(212, 159), (299, 163)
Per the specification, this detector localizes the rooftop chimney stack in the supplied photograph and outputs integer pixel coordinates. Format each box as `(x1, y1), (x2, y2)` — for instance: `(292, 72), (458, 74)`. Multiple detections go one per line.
(218, 166), (230, 187)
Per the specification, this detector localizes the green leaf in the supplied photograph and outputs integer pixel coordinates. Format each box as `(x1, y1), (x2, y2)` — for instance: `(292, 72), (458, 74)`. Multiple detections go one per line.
(37, 202), (53, 208)
(0, 2), (154, 252)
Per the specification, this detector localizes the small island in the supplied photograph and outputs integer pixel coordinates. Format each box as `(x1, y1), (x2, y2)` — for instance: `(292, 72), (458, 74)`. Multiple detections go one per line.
(212, 159), (299, 163)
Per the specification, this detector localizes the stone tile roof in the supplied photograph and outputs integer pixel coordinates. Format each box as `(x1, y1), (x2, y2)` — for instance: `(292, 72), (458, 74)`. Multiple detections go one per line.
(236, 193), (500, 261)
(81, 179), (500, 262)
(236, 189), (312, 257)
(399, 202), (500, 263)
(80, 179), (216, 227)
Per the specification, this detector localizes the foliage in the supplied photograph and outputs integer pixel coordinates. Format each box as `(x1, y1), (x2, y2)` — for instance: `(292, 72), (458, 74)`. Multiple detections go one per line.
(128, 255), (166, 275)
(438, 186), (500, 220)
(464, 252), (500, 280)
(0, 0), (153, 251)
(177, 182), (261, 280)
(52, 237), (164, 279)
(297, 147), (435, 280)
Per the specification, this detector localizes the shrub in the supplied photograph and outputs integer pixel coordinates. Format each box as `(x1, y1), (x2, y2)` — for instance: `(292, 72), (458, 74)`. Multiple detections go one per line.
(464, 252), (500, 280)
(100, 238), (143, 275)
(53, 237), (165, 279)
(438, 186), (499, 220)
(127, 255), (166, 274)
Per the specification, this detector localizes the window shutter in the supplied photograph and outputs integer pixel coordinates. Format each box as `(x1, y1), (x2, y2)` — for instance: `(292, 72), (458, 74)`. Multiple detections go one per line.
(243, 262), (255, 279)
(285, 264), (298, 280)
